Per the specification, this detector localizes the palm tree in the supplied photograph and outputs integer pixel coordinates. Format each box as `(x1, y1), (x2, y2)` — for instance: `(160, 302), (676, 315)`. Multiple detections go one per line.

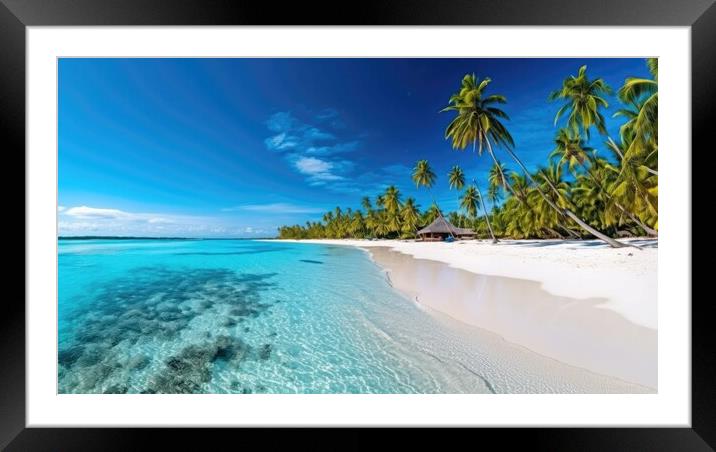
(549, 128), (594, 176)
(349, 211), (365, 238)
(382, 185), (402, 214)
(551, 128), (657, 236)
(375, 194), (386, 210)
(521, 163), (582, 239)
(412, 159), (440, 211)
(443, 73), (627, 247)
(380, 186), (402, 236)
(487, 183), (501, 210)
(549, 65), (612, 139)
(447, 165), (465, 191)
(441, 75), (584, 238)
(423, 202), (441, 225)
(444, 165), (468, 238)
(365, 209), (380, 238)
(442, 74), (518, 198)
(412, 159), (436, 189)
(400, 198), (421, 237)
(374, 211), (390, 238)
(361, 196), (373, 212)
(461, 184), (497, 243)
(606, 140), (658, 233)
(615, 58), (658, 160)
(488, 161), (510, 196)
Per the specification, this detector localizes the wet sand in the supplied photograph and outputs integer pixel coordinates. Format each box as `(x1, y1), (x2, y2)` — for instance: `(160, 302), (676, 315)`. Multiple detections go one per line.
(367, 246), (657, 389)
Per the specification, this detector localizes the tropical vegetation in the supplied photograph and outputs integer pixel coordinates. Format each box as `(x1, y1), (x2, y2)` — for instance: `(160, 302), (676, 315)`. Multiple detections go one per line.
(278, 59), (658, 245)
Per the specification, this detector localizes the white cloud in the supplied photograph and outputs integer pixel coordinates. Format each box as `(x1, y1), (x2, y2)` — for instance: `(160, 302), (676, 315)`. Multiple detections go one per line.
(64, 206), (132, 219)
(295, 156), (333, 175)
(148, 217), (173, 224)
(293, 156), (353, 186)
(57, 205), (66, 212)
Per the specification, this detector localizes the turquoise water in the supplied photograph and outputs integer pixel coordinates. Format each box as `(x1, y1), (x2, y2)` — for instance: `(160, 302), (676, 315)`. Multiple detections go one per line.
(59, 239), (500, 394)
(58, 239), (650, 394)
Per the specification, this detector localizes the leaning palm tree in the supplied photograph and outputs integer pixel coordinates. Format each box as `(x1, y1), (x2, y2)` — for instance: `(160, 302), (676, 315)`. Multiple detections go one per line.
(443, 73), (627, 247)
(442, 75), (584, 239)
(549, 65), (612, 139)
(551, 128), (656, 236)
(461, 184), (497, 243)
(549, 128), (595, 176)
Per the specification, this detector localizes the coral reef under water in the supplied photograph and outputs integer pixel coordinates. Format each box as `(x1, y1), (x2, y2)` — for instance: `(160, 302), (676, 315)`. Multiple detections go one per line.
(58, 266), (279, 394)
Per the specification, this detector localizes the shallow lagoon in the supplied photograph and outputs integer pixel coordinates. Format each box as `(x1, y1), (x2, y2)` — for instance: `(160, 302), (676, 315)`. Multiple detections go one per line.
(58, 239), (650, 394)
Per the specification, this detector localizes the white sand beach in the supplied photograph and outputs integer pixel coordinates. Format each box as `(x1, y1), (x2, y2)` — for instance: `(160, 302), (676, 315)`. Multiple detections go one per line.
(277, 238), (657, 389)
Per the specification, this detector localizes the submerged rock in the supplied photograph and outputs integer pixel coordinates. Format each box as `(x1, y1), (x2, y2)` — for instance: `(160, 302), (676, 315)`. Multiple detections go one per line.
(59, 266), (277, 394)
(258, 344), (272, 360)
(104, 384), (128, 394)
(146, 335), (251, 394)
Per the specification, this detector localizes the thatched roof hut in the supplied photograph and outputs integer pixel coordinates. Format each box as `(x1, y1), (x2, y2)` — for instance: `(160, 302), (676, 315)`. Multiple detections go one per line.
(417, 213), (474, 241)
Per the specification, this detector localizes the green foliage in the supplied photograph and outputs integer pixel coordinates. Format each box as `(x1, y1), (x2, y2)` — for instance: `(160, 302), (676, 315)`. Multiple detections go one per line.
(279, 59), (658, 241)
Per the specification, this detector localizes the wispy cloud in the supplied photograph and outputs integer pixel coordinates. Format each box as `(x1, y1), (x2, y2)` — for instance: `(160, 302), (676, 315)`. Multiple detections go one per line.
(292, 156), (355, 185)
(221, 203), (325, 214)
(263, 110), (361, 191)
(64, 206), (134, 220)
(264, 112), (339, 153)
(58, 205), (270, 237)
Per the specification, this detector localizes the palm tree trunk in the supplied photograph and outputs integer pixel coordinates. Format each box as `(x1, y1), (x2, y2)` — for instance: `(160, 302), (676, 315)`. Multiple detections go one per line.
(474, 181), (498, 243)
(618, 203), (657, 236)
(483, 136), (579, 241)
(580, 161), (657, 237)
(607, 137), (658, 176)
(558, 223), (582, 239)
(502, 146), (630, 248)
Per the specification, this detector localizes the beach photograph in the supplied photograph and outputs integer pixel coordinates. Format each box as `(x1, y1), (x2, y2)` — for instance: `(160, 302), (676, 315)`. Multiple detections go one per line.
(58, 57), (658, 394)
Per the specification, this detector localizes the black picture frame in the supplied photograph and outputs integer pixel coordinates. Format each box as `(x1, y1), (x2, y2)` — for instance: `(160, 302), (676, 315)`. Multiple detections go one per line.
(2, 0), (711, 449)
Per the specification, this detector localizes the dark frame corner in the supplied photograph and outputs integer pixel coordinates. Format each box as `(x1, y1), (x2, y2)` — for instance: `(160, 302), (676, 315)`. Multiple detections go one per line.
(3, 0), (712, 449)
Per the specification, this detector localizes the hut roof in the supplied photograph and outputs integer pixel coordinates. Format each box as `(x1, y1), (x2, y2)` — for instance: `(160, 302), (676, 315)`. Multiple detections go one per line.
(417, 213), (474, 236)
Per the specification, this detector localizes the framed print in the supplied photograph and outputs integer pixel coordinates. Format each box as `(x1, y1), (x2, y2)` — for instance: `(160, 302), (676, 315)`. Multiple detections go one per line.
(2, 0), (712, 449)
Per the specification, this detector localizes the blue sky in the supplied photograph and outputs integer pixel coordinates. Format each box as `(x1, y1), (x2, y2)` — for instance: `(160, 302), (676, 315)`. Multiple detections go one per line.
(58, 58), (649, 237)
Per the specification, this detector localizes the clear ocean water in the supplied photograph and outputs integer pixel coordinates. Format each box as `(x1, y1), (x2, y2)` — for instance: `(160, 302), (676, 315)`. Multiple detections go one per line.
(58, 238), (647, 394)
(58, 239), (493, 394)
